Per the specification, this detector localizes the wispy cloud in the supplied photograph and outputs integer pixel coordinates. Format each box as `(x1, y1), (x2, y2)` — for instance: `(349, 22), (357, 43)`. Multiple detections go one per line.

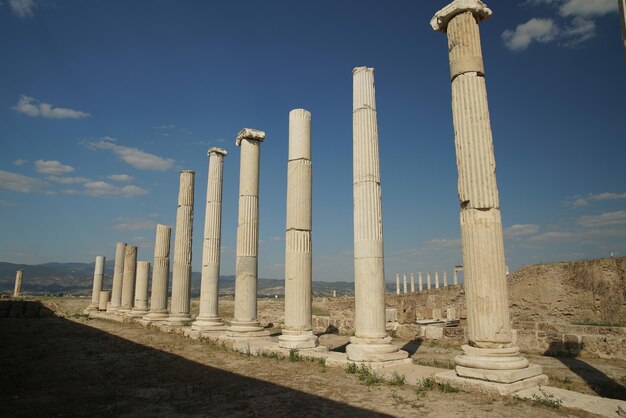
(113, 217), (157, 231)
(0, 170), (47, 193)
(578, 210), (626, 228)
(45, 175), (90, 185)
(35, 159), (75, 175)
(0, 199), (19, 207)
(12, 159), (27, 166)
(107, 174), (134, 182)
(8, 0), (36, 18)
(83, 181), (148, 198)
(83, 137), (175, 171)
(564, 192), (626, 207)
(503, 0), (618, 51)
(13, 95), (90, 119)
(504, 224), (541, 237)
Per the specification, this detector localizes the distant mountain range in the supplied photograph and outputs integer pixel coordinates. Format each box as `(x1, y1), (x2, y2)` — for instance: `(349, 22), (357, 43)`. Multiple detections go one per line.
(0, 261), (357, 297)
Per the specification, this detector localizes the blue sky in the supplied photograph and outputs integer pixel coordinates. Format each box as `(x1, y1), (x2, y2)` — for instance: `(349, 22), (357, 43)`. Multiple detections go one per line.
(1, 0), (624, 282)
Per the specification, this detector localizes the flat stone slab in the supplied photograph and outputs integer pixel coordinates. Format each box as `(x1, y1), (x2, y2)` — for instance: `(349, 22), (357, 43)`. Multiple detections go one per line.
(515, 386), (626, 418)
(435, 370), (549, 396)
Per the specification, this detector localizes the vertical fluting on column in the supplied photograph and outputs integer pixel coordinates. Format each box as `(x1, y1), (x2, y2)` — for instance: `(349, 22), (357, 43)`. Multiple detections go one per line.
(228, 128), (269, 336)
(108, 242), (126, 312)
(432, 0), (543, 383)
(129, 261), (150, 317)
(410, 272), (415, 293)
(13, 269), (23, 297)
(144, 224), (171, 321)
(347, 66), (406, 362)
(87, 256), (105, 311)
(119, 245), (137, 313)
(168, 171), (195, 325)
(403, 273), (408, 294)
(192, 148), (228, 331)
(444, 271), (448, 287)
(427, 272), (432, 290)
(396, 274), (400, 295)
(419, 272), (423, 291)
(279, 109), (317, 349)
(435, 272), (440, 289)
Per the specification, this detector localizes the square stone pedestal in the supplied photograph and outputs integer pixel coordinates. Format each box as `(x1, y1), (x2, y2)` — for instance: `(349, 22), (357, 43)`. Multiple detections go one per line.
(435, 369), (549, 396)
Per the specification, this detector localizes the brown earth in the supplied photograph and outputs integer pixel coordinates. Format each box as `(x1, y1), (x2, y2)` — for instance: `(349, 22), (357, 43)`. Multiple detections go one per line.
(0, 297), (618, 417)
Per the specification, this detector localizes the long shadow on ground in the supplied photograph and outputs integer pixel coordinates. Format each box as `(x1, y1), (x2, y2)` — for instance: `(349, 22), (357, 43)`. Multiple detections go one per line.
(0, 308), (390, 417)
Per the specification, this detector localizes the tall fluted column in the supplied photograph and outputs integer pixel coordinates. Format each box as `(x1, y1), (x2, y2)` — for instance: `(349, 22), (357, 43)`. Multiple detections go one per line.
(395, 274), (400, 295)
(107, 242), (126, 312)
(432, 0), (544, 384)
(444, 271), (448, 287)
(347, 66), (407, 362)
(419, 272), (423, 291)
(192, 148), (228, 331)
(410, 272), (415, 293)
(86, 256), (105, 311)
(119, 245), (137, 314)
(279, 109), (318, 349)
(454, 268), (459, 286)
(143, 224), (171, 321)
(13, 269), (23, 297)
(128, 261), (150, 318)
(228, 128), (269, 337)
(435, 272), (440, 289)
(427, 272), (432, 290)
(167, 170), (195, 326)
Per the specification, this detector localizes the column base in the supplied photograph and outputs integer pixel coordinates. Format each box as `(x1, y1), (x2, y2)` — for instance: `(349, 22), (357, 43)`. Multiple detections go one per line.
(116, 307), (131, 315)
(227, 319), (270, 337)
(435, 370), (549, 396)
(278, 330), (319, 349)
(106, 306), (120, 314)
(191, 315), (226, 331)
(142, 311), (170, 322)
(454, 344), (544, 383)
(84, 305), (98, 314)
(346, 336), (408, 362)
(126, 309), (149, 318)
(166, 313), (193, 326)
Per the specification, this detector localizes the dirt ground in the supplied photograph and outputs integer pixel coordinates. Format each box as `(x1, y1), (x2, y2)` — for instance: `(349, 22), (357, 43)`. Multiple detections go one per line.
(0, 297), (622, 417)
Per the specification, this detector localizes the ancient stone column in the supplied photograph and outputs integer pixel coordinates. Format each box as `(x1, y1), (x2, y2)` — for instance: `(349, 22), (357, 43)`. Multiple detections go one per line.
(435, 272), (440, 289)
(431, 0), (544, 384)
(98, 290), (110, 311)
(419, 272), (423, 291)
(333, 290), (337, 298)
(128, 261), (150, 318)
(403, 273), (408, 294)
(444, 271), (448, 287)
(13, 269), (23, 297)
(192, 148), (228, 332)
(228, 128), (269, 337)
(347, 66), (407, 362)
(143, 224), (171, 322)
(279, 109), (318, 349)
(410, 273), (415, 293)
(454, 268), (459, 286)
(395, 274), (400, 295)
(427, 272), (432, 290)
(167, 171), (195, 326)
(108, 242), (126, 312)
(87, 256), (105, 311)
(118, 245), (137, 314)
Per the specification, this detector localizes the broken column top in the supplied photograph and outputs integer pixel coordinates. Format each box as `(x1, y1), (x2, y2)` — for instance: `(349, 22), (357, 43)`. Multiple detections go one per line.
(208, 147), (227, 157)
(352, 66), (374, 75)
(430, 0), (492, 32)
(235, 128), (266, 146)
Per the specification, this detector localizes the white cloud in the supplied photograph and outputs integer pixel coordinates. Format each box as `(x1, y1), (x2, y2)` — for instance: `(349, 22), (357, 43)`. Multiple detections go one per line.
(0, 199), (18, 207)
(562, 17), (596, 46)
(9, 0), (35, 18)
(0, 170), (47, 193)
(35, 159), (75, 175)
(12, 159), (27, 166)
(565, 192), (626, 207)
(578, 211), (626, 228)
(46, 175), (90, 185)
(84, 137), (175, 171)
(13, 95), (90, 119)
(504, 224), (541, 237)
(426, 238), (461, 249)
(559, 0), (618, 17)
(107, 174), (134, 182)
(113, 217), (157, 231)
(83, 181), (148, 198)
(502, 18), (559, 51)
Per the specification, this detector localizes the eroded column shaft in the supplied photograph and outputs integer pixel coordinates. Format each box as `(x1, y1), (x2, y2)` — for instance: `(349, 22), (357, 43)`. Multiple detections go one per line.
(146, 224), (171, 319)
(108, 242), (126, 311)
(89, 256), (105, 309)
(131, 261), (150, 314)
(13, 269), (23, 297)
(119, 245), (137, 312)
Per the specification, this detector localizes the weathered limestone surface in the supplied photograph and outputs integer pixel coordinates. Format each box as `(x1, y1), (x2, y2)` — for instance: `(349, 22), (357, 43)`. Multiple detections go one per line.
(87, 256), (105, 311)
(192, 148), (228, 331)
(108, 242), (126, 312)
(396, 274), (400, 295)
(128, 261), (150, 317)
(98, 290), (110, 311)
(168, 171), (195, 326)
(119, 245), (137, 313)
(403, 273), (408, 294)
(432, 0), (543, 386)
(443, 271), (448, 287)
(13, 269), (23, 297)
(279, 109), (318, 349)
(419, 272), (423, 291)
(229, 128), (269, 337)
(410, 272), (415, 293)
(427, 272), (432, 290)
(144, 224), (171, 322)
(435, 272), (440, 289)
(347, 66), (407, 362)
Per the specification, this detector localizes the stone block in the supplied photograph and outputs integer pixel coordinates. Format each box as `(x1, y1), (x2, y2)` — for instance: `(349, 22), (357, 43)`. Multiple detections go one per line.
(424, 326), (444, 340)
(435, 370), (549, 396)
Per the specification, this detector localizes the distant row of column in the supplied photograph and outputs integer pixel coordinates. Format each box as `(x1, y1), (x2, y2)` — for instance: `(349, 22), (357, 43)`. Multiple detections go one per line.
(394, 270), (460, 294)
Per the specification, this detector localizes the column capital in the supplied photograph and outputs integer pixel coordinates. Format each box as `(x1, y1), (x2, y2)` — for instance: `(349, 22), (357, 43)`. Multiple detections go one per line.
(431, 0), (492, 32)
(208, 147), (227, 157)
(236, 128), (266, 146)
(352, 66), (374, 75)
